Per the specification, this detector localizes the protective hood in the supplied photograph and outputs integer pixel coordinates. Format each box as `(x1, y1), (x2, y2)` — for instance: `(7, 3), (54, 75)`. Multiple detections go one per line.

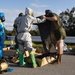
(0, 12), (5, 22)
(25, 7), (34, 16)
(0, 12), (5, 19)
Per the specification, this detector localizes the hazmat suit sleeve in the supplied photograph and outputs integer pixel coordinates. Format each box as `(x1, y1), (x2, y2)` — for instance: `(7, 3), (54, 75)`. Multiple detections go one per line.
(32, 17), (45, 24)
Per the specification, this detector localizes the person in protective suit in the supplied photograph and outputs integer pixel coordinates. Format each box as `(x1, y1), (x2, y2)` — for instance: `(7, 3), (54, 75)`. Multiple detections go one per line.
(42, 10), (66, 64)
(0, 12), (5, 59)
(35, 10), (55, 54)
(14, 13), (24, 53)
(17, 7), (45, 68)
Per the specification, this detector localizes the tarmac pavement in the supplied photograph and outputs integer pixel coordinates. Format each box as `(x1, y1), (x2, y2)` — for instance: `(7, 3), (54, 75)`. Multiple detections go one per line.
(1, 54), (75, 75)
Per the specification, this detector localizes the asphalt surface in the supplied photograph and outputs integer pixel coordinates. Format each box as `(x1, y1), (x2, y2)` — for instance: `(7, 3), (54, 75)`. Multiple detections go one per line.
(1, 54), (75, 75)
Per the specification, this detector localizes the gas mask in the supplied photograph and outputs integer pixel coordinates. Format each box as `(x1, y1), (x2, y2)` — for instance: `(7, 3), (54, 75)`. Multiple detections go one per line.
(1, 16), (5, 22)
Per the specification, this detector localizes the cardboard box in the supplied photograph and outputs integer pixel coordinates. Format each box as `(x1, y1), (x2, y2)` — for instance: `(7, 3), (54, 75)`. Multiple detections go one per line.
(12, 56), (19, 63)
(24, 51), (29, 57)
(36, 57), (48, 67)
(35, 55), (56, 67)
(3, 47), (11, 51)
(25, 54), (56, 67)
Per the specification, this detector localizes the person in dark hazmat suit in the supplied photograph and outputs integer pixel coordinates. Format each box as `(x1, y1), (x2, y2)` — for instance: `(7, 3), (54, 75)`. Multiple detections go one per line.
(42, 10), (66, 64)
(34, 10), (55, 54)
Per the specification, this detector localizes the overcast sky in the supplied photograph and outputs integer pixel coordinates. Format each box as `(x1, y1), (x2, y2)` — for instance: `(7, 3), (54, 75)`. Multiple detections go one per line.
(0, 0), (75, 30)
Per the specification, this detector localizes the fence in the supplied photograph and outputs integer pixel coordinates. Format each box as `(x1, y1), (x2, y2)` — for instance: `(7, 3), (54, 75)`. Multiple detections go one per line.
(32, 36), (75, 43)
(7, 36), (75, 45)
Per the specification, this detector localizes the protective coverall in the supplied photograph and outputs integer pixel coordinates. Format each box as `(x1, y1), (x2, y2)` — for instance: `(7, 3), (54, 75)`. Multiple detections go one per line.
(16, 7), (45, 68)
(0, 12), (5, 59)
